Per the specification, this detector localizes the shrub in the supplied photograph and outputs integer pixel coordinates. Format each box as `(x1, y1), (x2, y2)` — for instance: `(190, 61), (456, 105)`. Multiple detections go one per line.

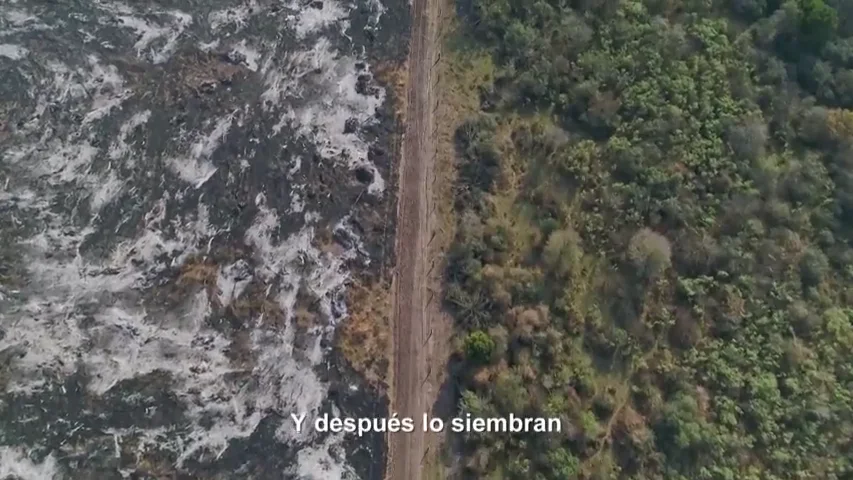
(628, 228), (673, 281)
(799, 246), (830, 286)
(464, 330), (496, 364)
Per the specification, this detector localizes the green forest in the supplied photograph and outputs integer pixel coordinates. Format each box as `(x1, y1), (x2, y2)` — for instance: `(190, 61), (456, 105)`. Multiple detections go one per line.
(444, 0), (853, 478)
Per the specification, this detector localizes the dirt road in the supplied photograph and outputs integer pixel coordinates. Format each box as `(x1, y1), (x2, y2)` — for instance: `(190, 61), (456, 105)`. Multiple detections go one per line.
(387, 0), (439, 477)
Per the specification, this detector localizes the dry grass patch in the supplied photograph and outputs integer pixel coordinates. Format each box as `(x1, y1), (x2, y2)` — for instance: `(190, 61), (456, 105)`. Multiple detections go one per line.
(178, 258), (218, 287)
(155, 50), (248, 103)
(374, 61), (409, 120)
(176, 254), (288, 330)
(228, 282), (288, 330)
(338, 281), (391, 390)
(314, 226), (347, 257)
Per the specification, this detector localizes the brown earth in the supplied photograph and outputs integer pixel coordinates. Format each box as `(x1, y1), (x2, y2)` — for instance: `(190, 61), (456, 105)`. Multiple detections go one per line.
(386, 0), (443, 477)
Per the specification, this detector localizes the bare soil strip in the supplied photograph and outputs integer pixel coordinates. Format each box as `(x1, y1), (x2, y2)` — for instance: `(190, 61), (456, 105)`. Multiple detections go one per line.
(387, 0), (439, 477)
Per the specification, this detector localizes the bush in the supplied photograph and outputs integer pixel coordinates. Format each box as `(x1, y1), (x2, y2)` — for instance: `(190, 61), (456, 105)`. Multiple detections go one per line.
(464, 330), (496, 364)
(546, 448), (581, 478)
(799, 0), (839, 49)
(732, 0), (768, 21)
(628, 228), (673, 281)
(799, 246), (830, 286)
(456, 115), (501, 194)
(726, 118), (768, 161)
(543, 228), (583, 278)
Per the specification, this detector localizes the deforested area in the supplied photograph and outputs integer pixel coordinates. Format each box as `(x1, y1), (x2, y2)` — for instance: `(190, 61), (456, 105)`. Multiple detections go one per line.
(0, 0), (409, 478)
(443, 0), (853, 477)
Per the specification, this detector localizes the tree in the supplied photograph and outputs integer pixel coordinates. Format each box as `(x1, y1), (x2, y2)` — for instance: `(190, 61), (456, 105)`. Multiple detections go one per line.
(833, 69), (853, 107)
(543, 228), (583, 278)
(799, 246), (830, 287)
(797, 106), (831, 144)
(799, 0), (839, 49)
(464, 330), (496, 364)
(456, 115), (501, 194)
(545, 448), (581, 478)
(461, 390), (497, 418)
(494, 369), (529, 414)
(727, 118), (768, 161)
(826, 108), (853, 140)
(732, 0), (768, 21)
(628, 228), (673, 281)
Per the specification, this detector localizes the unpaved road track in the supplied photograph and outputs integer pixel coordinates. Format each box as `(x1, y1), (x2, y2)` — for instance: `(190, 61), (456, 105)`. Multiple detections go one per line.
(387, 0), (439, 477)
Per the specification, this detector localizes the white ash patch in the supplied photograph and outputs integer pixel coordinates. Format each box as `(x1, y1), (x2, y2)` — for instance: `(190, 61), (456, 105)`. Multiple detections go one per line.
(108, 110), (151, 164)
(19, 131), (120, 212)
(295, 431), (354, 479)
(208, 0), (349, 40)
(0, 43), (27, 59)
(45, 60), (79, 102)
(365, 0), (387, 27)
(216, 260), (252, 307)
(167, 156), (219, 189)
(0, 8), (53, 37)
(167, 112), (237, 188)
(265, 38), (386, 194)
(304, 211), (322, 225)
(90, 169), (124, 213)
(0, 186), (49, 219)
(334, 214), (369, 267)
(284, 0), (350, 39)
(115, 10), (193, 64)
(98, 426), (171, 466)
(208, 1), (260, 34)
(2, 187), (361, 472)
(289, 189), (306, 214)
(116, 15), (169, 53)
(32, 138), (100, 185)
(81, 55), (131, 124)
(238, 199), (360, 463)
(7, 56), (130, 209)
(2, 198), (216, 384)
(2, 8), (38, 27)
(289, 155), (303, 176)
(198, 39), (220, 52)
(37, 210), (345, 467)
(11, 198), (214, 314)
(229, 39), (261, 72)
(13, 55), (129, 153)
(0, 448), (59, 480)
(15, 56), (129, 136)
(0, 0), (393, 475)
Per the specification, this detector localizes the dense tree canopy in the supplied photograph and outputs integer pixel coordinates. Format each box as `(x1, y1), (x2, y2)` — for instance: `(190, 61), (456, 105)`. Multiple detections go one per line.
(444, 0), (853, 477)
